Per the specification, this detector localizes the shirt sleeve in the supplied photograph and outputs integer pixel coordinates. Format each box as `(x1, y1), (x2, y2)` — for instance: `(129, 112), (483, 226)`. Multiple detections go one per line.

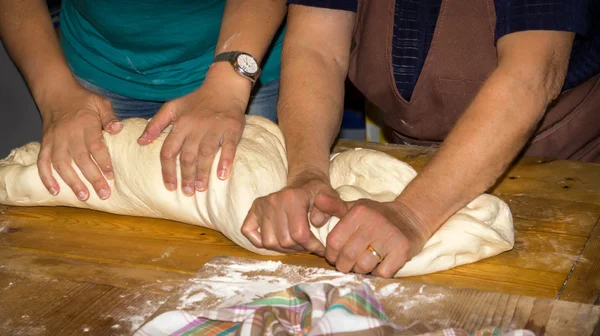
(494, 0), (591, 41)
(287, 0), (358, 12)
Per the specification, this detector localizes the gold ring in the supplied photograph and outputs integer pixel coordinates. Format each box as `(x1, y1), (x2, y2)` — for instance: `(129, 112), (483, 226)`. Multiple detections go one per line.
(367, 245), (383, 263)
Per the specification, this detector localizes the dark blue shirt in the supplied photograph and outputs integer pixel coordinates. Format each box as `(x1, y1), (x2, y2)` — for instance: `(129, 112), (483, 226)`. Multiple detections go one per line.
(288, 0), (600, 101)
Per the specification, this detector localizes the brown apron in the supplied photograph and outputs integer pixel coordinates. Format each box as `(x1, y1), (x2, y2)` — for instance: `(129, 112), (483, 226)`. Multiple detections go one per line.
(348, 0), (600, 162)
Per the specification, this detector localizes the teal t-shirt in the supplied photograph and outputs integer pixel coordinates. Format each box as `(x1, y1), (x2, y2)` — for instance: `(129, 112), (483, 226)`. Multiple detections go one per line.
(59, 0), (284, 101)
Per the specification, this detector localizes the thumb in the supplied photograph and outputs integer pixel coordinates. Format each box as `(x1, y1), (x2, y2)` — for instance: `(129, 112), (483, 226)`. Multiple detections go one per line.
(97, 98), (122, 134)
(137, 102), (177, 145)
(313, 193), (349, 222)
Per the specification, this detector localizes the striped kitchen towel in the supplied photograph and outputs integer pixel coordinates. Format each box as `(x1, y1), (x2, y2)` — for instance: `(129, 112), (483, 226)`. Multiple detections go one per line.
(135, 283), (534, 336)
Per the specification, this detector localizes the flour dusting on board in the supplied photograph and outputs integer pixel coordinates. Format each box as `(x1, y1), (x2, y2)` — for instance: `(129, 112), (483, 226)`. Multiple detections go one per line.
(176, 259), (367, 311)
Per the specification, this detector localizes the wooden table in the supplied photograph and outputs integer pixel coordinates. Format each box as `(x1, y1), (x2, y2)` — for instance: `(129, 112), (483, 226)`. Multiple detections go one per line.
(1, 140), (599, 335)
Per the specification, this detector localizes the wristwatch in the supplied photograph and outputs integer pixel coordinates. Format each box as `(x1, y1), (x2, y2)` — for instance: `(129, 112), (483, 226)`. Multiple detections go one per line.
(213, 51), (261, 83)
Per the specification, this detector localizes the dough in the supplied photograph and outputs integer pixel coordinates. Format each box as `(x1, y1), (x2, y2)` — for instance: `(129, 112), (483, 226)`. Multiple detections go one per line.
(0, 116), (514, 277)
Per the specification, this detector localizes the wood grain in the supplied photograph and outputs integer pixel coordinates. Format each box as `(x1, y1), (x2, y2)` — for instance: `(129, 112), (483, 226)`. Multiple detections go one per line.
(0, 246), (191, 294)
(558, 217), (600, 304)
(0, 269), (169, 336)
(0, 202), (587, 300)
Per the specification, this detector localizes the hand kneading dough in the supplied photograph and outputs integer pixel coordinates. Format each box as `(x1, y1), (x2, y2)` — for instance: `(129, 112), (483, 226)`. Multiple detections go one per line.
(0, 116), (514, 277)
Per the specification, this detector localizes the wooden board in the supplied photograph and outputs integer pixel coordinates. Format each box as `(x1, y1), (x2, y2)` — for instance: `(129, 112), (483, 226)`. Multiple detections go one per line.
(0, 269), (169, 335)
(147, 256), (600, 336)
(1, 141), (600, 333)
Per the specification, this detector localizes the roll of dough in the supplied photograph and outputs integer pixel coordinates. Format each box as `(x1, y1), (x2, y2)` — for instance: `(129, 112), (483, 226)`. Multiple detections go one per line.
(0, 116), (514, 276)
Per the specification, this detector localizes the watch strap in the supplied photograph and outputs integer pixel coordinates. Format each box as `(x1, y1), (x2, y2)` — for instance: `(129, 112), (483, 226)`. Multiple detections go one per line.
(213, 51), (238, 63)
(213, 51), (261, 83)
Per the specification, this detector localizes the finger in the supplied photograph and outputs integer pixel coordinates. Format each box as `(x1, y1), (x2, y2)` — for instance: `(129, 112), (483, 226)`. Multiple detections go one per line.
(216, 131), (241, 180)
(37, 143), (59, 196)
(353, 248), (382, 275)
(138, 102), (176, 145)
(96, 97), (122, 134)
(52, 149), (89, 201)
(258, 216), (282, 252)
(195, 130), (221, 191)
(309, 209), (331, 227)
(160, 130), (185, 191)
(313, 193), (349, 220)
(70, 142), (110, 200)
(241, 205), (263, 248)
(286, 198), (325, 256)
(275, 204), (305, 252)
(259, 210), (298, 254)
(324, 205), (363, 264)
(372, 242), (408, 278)
(179, 136), (202, 197)
(84, 129), (114, 180)
(335, 226), (376, 273)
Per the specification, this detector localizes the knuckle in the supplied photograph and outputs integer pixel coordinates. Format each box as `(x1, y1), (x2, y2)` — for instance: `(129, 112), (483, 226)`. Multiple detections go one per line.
(52, 161), (67, 173)
(341, 248), (359, 261)
(199, 144), (216, 157)
(280, 237), (296, 249)
(354, 259), (372, 274)
(100, 97), (112, 108)
(263, 239), (278, 250)
(160, 149), (177, 161)
(352, 203), (370, 216)
(326, 235), (342, 252)
(228, 121), (243, 132)
(73, 152), (91, 163)
(240, 225), (251, 235)
(88, 139), (106, 153)
(289, 228), (309, 244)
(179, 151), (197, 166)
(378, 269), (394, 278)
(37, 153), (51, 165)
(90, 177), (107, 187)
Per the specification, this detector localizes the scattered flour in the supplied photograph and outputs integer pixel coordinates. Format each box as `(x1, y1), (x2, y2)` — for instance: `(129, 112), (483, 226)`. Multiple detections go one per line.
(128, 316), (147, 332)
(176, 260), (368, 310)
(379, 283), (402, 297)
(152, 247), (175, 262)
(226, 260), (282, 272)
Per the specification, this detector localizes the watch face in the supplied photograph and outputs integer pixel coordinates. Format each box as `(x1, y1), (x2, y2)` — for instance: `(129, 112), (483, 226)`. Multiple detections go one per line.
(237, 54), (258, 74)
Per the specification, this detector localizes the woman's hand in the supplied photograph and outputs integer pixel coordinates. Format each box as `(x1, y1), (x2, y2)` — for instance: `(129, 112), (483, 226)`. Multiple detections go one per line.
(37, 80), (122, 201)
(241, 168), (343, 256)
(137, 71), (249, 196)
(313, 194), (431, 278)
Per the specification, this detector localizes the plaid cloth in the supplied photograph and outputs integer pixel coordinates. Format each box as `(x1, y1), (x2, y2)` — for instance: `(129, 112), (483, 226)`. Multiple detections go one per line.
(136, 283), (535, 336)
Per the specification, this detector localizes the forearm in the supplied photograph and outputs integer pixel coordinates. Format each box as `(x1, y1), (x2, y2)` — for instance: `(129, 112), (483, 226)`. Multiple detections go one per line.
(0, 0), (75, 109)
(279, 47), (347, 180)
(397, 67), (553, 236)
(277, 5), (355, 181)
(205, 0), (287, 93)
(395, 31), (574, 238)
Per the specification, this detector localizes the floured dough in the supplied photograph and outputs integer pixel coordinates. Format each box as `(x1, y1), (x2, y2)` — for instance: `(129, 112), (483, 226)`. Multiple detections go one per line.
(0, 116), (514, 277)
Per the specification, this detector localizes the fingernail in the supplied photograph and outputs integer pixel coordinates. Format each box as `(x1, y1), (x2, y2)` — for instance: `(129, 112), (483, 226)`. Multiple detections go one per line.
(195, 180), (205, 191)
(110, 121), (123, 131)
(105, 171), (114, 180)
(77, 191), (87, 201)
(183, 186), (193, 196)
(98, 189), (109, 199)
(49, 187), (58, 196)
(138, 133), (147, 140)
(165, 183), (176, 191)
